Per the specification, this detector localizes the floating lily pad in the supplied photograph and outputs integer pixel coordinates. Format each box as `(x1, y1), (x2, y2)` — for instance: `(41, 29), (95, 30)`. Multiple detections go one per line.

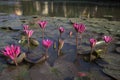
(103, 68), (120, 80)
(7, 53), (26, 65)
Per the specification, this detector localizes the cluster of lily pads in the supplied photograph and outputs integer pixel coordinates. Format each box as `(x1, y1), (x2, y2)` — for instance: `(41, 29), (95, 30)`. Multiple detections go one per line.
(1, 20), (112, 66)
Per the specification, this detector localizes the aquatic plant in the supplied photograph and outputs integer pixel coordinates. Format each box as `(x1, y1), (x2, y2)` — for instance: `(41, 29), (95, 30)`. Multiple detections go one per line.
(103, 36), (112, 43)
(103, 36), (112, 54)
(42, 39), (53, 58)
(2, 45), (21, 66)
(58, 39), (64, 56)
(89, 38), (97, 62)
(38, 21), (47, 39)
(59, 27), (65, 38)
(73, 23), (86, 49)
(25, 30), (34, 51)
(23, 24), (29, 31)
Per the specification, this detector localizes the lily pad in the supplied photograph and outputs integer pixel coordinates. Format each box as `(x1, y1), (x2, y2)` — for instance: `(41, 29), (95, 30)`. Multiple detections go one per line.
(103, 68), (120, 80)
(7, 53), (26, 64)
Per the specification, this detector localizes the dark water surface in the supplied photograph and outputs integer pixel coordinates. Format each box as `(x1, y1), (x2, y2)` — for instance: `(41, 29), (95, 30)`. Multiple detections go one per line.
(0, 1), (120, 19)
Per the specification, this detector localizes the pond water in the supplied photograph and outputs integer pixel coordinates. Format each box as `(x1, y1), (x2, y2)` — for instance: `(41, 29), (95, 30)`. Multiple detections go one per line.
(0, 1), (120, 80)
(0, 1), (120, 20)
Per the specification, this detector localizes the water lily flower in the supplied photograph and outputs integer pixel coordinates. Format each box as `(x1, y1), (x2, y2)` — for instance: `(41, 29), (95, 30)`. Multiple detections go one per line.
(59, 27), (65, 33)
(78, 23), (86, 33)
(103, 36), (112, 54)
(103, 36), (112, 43)
(90, 38), (97, 48)
(25, 30), (34, 51)
(38, 21), (47, 29)
(2, 45), (20, 66)
(73, 23), (79, 32)
(89, 38), (97, 62)
(42, 39), (53, 49)
(73, 23), (86, 49)
(23, 24), (29, 31)
(38, 20), (47, 39)
(73, 23), (86, 33)
(42, 39), (53, 59)
(25, 30), (34, 38)
(59, 27), (65, 38)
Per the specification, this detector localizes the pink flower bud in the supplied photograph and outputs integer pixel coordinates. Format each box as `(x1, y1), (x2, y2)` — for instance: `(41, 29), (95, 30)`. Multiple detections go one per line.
(103, 36), (112, 43)
(25, 30), (34, 38)
(59, 27), (65, 33)
(90, 38), (97, 48)
(42, 39), (53, 49)
(38, 21), (47, 29)
(23, 24), (29, 31)
(73, 23), (86, 33)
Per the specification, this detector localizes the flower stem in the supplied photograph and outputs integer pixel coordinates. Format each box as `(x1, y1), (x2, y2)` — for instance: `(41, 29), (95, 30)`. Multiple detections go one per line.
(14, 59), (18, 66)
(42, 29), (44, 39)
(90, 47), (94, 62)
(45, 48), (48, 59)
(104, 43), (108, 54)
(60, 33), (61, 39)
(76, 32), (79, 49)
(79, 34), (82, 48)
(27, 37), (30, 52)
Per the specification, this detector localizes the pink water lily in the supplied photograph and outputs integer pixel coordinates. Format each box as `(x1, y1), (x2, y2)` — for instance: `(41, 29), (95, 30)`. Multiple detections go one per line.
(2, 45), (20, 66)
(25, 30), (34, 51)
(73, 23), (79, 32)
(42, 39), (53, 59)
(73, 23), (86, 50)
(73, 23), (86, 33)
(25, 30), (34, 38)
(78, 23), (86, 33)
(38, 20), (47, 39)
(103, 36), (112, 43)
(90, 38), (97, 48)
(42, 39), (53, 49)
(89, 38), (97, 62)
(103, 36), (112, 54)
(23, 24), (29, 31)
(38, 21), (47, 29)
(59, 27), (65, 33)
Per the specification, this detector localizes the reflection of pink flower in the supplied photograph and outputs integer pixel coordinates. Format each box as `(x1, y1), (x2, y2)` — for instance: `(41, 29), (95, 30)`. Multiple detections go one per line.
(2, 45), (20, 65)
(25, 30), (34, 38)
(73, 23), (86, 33)
(42, 39), (53, 49)
(23, 25), (29, 31)
(103, 36), (112, 43)
(38, 21), (47, 29)
(90, 38), (97, 48)
(77, 72), (87, 77)
(59, 27), (65, 33)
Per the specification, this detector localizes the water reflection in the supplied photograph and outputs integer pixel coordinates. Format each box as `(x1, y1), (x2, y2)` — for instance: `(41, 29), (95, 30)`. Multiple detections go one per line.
(0, 1), (120, 19)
